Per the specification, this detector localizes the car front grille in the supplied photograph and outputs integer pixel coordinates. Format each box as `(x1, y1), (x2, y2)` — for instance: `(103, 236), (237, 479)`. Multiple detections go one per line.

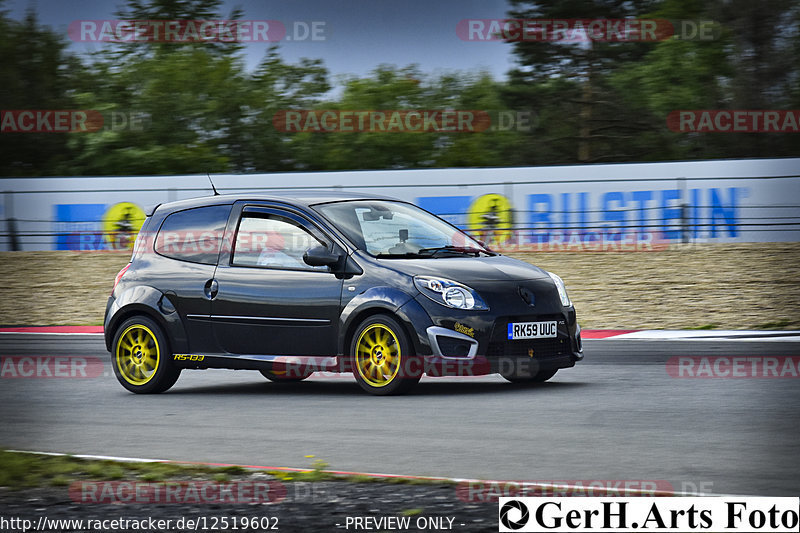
(485, 337), (569, 359)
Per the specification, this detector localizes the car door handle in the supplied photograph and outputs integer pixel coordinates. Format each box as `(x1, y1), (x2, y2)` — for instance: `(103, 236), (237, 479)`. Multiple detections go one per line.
(204, 279), (219, 300)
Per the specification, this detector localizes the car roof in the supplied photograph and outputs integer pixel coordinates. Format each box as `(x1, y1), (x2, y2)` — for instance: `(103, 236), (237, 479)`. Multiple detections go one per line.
(149, 190), (399, 216)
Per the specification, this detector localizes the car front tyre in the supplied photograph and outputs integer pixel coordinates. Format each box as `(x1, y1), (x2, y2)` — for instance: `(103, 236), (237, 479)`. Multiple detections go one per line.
(351, 314), (420, 395)
(112, 316), (181, 394)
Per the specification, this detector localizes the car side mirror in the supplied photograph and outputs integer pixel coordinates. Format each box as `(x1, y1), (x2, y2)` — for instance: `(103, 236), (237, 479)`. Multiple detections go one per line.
(303, 245), (341, 267)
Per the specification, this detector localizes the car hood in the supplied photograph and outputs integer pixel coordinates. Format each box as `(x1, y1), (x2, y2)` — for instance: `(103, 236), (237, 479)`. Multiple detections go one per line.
(372, 254), (550, 283)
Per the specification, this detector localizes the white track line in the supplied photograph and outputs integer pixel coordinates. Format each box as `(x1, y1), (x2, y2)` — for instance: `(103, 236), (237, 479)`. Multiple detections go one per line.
(7, 450), (163, 463)
(613, 330), (800, 341)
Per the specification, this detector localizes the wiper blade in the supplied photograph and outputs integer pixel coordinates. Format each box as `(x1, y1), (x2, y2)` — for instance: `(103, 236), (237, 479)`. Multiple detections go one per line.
(375, 246), (496, 259)
(416, 246), (495, 257)
(374, 252), (428, 259)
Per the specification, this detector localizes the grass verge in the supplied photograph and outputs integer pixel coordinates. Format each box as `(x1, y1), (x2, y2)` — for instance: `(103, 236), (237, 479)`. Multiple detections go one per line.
(0, 450), (452, 490)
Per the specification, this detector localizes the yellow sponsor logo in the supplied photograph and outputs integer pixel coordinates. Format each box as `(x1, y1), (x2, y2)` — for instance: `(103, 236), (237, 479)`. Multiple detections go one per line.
(102, 202), (146, 250)
(467, 193), (514, 247)
(454, 323), (475, 338)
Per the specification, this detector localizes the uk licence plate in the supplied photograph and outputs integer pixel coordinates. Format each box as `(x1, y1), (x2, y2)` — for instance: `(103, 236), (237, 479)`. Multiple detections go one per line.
(507, 321), (557, 340)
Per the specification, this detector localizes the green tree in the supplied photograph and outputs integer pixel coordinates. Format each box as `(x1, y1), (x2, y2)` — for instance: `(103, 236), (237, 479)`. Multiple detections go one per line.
(308, 65), (438, 170)
(0, 6), (84, 176)
(65, 1), (330, 175)
(505, 0), (664, 163)
(434, 73), (527, 168)
(242, 49), (330, 172)
(282, 66), (524, 171)
(609, 0), (799, 160)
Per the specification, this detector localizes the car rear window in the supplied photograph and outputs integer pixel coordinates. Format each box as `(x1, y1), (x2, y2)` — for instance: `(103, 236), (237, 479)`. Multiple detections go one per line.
(130, 216), (151, 262)
(154, 205), (231, 265)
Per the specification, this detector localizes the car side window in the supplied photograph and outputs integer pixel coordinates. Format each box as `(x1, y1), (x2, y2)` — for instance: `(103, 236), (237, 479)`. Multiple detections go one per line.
(154, 205), (231, 265)
(232, 213), (328, 271)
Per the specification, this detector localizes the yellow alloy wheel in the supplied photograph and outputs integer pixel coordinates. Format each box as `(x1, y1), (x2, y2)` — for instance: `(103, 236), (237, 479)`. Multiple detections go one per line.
(116, 324), (160, 386)
(355, 324), (401, 387)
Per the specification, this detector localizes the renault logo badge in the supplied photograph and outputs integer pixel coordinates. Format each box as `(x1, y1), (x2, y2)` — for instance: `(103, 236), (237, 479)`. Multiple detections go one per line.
(518, 287), (535, 306)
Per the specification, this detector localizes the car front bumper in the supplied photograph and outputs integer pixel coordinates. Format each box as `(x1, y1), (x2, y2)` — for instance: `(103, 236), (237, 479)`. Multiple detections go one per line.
(411, 285), (583, 377)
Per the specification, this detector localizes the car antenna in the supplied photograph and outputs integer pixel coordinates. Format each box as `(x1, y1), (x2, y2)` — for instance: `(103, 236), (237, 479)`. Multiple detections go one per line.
(207, 172), (220, 196)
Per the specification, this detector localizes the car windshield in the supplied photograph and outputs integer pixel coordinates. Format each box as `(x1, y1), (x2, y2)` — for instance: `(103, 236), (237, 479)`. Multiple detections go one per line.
(314, 200), (490, 258)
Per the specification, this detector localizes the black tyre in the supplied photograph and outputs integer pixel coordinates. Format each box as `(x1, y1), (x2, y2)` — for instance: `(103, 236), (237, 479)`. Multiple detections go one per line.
(111, 316), (181, 394)
(350, 314), (421, 395)
(501, 366), (558, 384)
(259, 368), (313, 382)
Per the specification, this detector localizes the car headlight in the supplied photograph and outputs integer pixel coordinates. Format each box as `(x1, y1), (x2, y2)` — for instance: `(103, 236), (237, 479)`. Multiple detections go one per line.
(414, 276), (488, 310)
(547, 271), (571, 307)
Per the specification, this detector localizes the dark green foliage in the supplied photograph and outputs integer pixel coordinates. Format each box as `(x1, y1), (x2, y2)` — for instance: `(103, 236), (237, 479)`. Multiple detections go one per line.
(1, 0), (797, 176)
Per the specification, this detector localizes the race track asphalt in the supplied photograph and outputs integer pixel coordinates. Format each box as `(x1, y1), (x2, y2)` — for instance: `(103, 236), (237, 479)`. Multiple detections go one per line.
(1, 335), (798, 496)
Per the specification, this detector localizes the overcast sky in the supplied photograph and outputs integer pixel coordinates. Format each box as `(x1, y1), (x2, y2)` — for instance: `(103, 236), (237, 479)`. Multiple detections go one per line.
(6, 0), (517, 82)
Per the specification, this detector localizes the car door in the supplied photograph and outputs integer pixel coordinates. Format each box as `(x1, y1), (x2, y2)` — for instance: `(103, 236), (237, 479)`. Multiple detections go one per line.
(210, 204), (344, 356)
(149, 203), (232, 353)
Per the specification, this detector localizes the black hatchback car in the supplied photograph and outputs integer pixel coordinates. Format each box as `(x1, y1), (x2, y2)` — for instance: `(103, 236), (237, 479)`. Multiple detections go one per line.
(105, 192), (582, 395)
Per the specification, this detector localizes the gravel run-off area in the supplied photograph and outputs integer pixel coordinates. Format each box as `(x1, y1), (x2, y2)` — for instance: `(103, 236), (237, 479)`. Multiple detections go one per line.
(1, 243), (798, 330)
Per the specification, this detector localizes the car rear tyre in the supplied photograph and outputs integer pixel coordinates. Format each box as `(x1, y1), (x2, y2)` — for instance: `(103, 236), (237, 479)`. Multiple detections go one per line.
(501, 367), (558, 384)
(112, 316), (181, 394)
(351, 314), (420, 395)
(259, 368), (313, 382)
